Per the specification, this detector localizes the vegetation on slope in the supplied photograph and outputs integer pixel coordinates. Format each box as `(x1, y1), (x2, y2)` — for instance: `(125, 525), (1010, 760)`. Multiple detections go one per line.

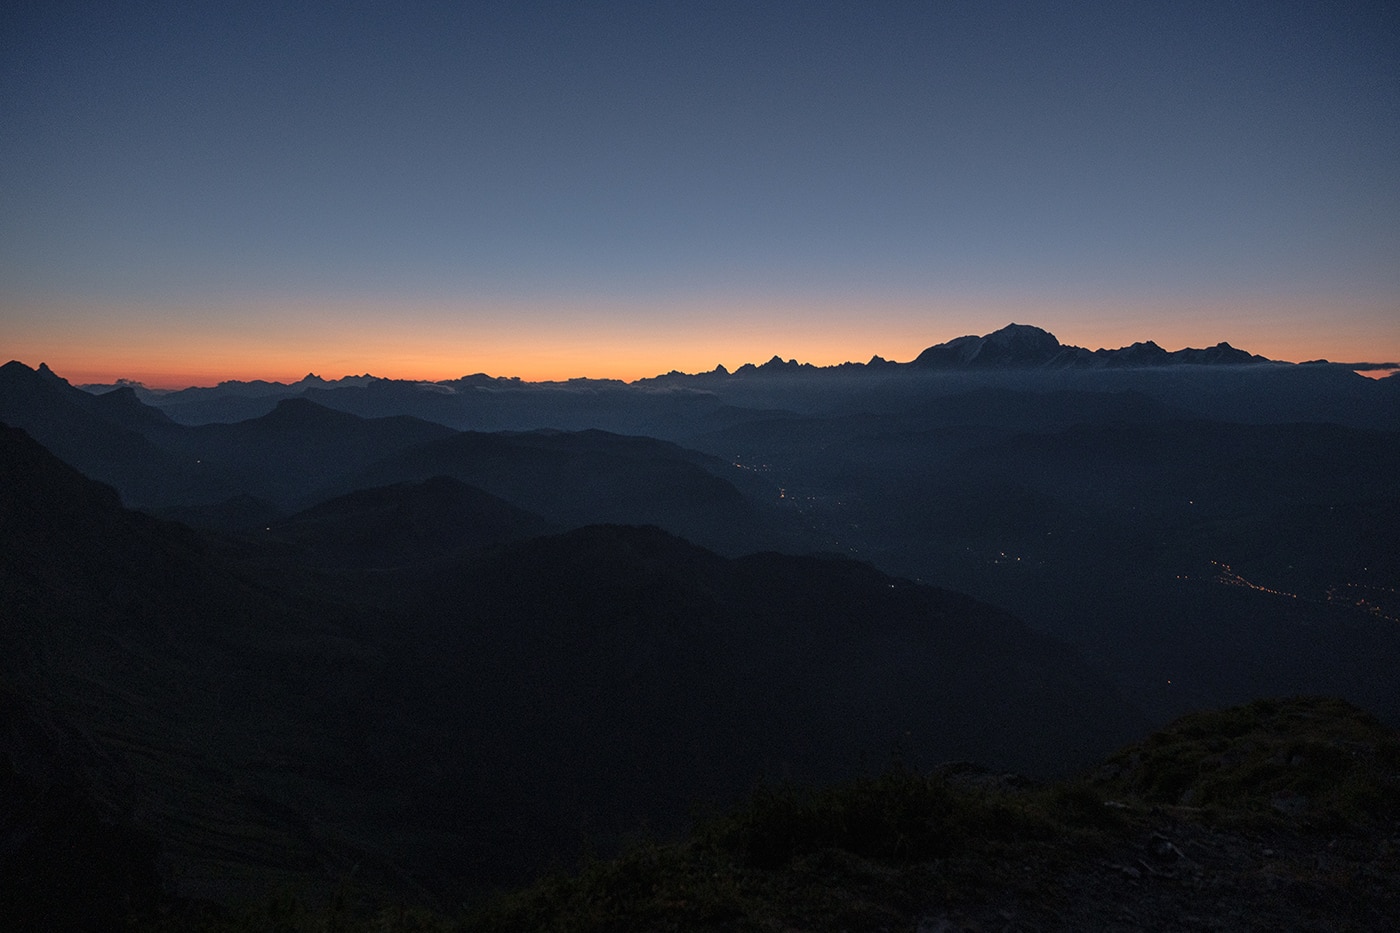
(1091, 695), (1400, 827)
(123, 696), (1400, 933)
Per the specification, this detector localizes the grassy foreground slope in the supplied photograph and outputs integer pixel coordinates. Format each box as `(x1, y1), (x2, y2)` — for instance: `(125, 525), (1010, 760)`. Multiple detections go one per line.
(127, 695), (1400, 932)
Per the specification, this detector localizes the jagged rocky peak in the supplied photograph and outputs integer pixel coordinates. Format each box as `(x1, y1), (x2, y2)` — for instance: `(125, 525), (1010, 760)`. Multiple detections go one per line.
(1106, 340), (1170, 366)
(2, 360), (70, 386)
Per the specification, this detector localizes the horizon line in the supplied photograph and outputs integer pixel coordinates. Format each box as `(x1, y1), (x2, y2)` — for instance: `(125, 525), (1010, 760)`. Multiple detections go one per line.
(13, 356), (1398, 394)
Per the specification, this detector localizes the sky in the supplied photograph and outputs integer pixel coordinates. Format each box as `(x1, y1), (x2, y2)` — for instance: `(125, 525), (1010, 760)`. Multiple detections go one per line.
(3, 1), (1398, 386)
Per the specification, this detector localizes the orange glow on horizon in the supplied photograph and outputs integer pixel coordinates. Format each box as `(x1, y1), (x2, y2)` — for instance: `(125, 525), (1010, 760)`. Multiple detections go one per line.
(6, 291), (1397, 389)
(24, 341), (1400, 390)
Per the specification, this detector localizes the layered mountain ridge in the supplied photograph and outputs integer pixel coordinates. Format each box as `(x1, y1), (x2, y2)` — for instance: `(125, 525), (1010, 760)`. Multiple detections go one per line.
(43, 323), (1395, 434)
(68, 324), (1293, 396)
(3, 331), (1396, 928)
(0, 421), (1144, 915)
(909, 322), (1269, 369)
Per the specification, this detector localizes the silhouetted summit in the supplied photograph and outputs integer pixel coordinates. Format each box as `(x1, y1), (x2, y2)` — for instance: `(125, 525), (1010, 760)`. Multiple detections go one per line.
(913, 323), (1066, 368)
(733, 355), (819, 376)
(910, 323), (1271, 370)
(0, 360), (196, 505)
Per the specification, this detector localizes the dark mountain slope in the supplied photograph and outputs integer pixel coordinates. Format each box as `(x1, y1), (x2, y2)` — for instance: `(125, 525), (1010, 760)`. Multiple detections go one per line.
(264, 475), (555, 568)
(4, 359), (797, 577)
(0, 422), (222, 621)
(0, 363), (459, 509)
(958, 419), (1399, 510)
(2, 425), (1143, 912)
(0, 424), (406, 903)
(349, 428), (787, 554)
(688, 387), (1177, 489)
(682, 390), (1400, 727)
(301, 378), (732, 438)
(155, 394), (283, 425)
(846, 418), (1400, 722)
(0, 361), (207, 505)
(394, 524), (1146, 882)
(160, 398), (459, 507)
(0, 686), (163, 933)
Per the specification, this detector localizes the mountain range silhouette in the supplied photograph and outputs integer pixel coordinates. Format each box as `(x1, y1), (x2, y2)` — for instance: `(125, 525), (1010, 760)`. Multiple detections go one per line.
(2, 324), (1396, 928)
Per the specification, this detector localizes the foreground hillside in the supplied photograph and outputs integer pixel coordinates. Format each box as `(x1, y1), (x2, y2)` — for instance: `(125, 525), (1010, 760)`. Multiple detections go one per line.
(115, 696), (1400, 931)
(466, 696), (1400, 933)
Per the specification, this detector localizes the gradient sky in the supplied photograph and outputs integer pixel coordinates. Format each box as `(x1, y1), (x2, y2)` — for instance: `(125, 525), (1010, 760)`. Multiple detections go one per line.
(3, 1), (1398, 386)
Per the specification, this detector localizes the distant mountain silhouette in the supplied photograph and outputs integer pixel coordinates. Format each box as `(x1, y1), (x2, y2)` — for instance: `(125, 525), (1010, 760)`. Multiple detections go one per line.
(0, 364), (462, 508)
(912, 322), (1068, 368)
(0, 360), (205, 505)
(2, 361), (795, 550)
(617, 326), (1400, 428)
(59, 322), (1397, 436)
(114, 373), (379, 424)
(297, 376), (731, 438)
(909, 323), (1269, 369)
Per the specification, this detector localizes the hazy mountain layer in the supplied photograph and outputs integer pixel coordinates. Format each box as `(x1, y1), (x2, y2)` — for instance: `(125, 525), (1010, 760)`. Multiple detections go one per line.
(5, 328), (1397, 926)
(48, 324), (1400, 434)
(6, 351), (1396, 724)
(1, 423), (1142, 909)
(0, 364), (784, 554)
(692, 400), (1400, 723)
(261, 475), (556, 569)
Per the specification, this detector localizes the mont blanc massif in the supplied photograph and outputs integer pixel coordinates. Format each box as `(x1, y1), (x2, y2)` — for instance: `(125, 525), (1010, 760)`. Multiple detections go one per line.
(4, 324), (1398, 931)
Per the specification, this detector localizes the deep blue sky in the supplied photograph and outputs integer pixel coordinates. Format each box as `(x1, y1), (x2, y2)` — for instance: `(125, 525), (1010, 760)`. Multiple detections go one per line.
(3, 1), (1397, 383)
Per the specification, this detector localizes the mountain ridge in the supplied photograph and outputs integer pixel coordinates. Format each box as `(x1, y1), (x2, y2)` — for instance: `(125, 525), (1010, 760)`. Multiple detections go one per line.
(908, 323), (1270, 370)
(1, 422), (1146, 913)
(49, 323), (1318, 396)
(29, 322), (1396, 435)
